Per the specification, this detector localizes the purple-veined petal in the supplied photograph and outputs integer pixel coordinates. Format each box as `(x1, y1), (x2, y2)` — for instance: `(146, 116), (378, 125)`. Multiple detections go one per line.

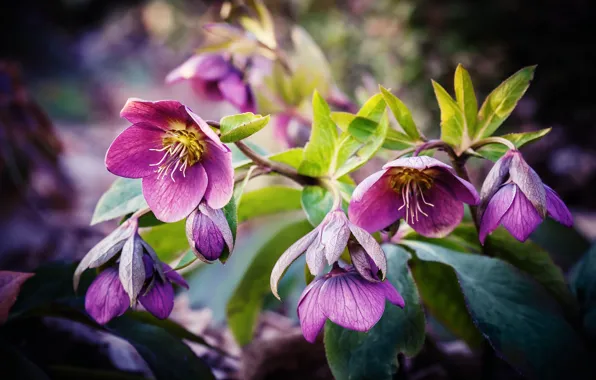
(378, 280), (405, 308)
(479, 184), (516, 244)
(161, 263), (189, 289)
(270, 229), (318, 299)
(185, 107), (227, 151)
(142, 163), (208, 223)
(383, 156), (455, 173)
(500, 185), (543, 242)
(85, 268), (129, 325)
(348, 169), (404, 233)
(218, 72), (249, 111)
(431, 167), (479, 205)
(319, 272), (386, 332)
(305, 231), (326, 276)
(320, 211), (351, 265)
(119, 234), (145, 304)
(544, 185), (573, 227)
(199, 203), (234, 251)
(166, 55), (231, 84)
(201, 141), (234, 209)
(120, 99), (188, 130)
(348, 241), (379, 282)
(508, 150), (547, 218)
(139, 280), (175, 320)
(297, 278), (326, 343)
(478, 151), (513, 217)
(409, 183), (464, 238)
(186, 207), (225, 262)
(347, 223), (387, 280)
(105, 123), (165, 179)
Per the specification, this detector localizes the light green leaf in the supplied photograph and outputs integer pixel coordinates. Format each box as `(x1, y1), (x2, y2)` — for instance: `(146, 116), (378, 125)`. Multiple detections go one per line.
(298, 91), (338, 177)
(91, 178), (147, 225)
(476, 128), (551, 161)
(476, 66), (536, 138)
(141, 221), (188, 263)
(301, 186), (334, 226)
(237, 186), (302, 223)
(226, 219), (313, 345)
(330, 112), (355, 131)
(380, 86), (421, 140)
(290, 26), (332, 98)
(324, 245), (426, 380)
(454, 65), (478, 138)
(403, 241), (589, 380)
(347, 116), (379, 142)
(432, 80), (467, 153)
(219, 113), (270, 143)
(356, 93), (385, 123)
(384, 129), (417, 151)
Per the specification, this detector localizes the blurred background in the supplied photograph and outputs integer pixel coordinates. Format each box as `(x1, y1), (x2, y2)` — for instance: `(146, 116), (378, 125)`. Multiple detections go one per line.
(1, 0), (595, 378)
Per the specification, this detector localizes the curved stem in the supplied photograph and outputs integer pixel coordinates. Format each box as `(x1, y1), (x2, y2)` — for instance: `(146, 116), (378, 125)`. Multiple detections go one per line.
(321, 178), (343, 210)
(412, 139), (458, 161)
(470, 136), (516, 151)
(130, 207), (151, 221)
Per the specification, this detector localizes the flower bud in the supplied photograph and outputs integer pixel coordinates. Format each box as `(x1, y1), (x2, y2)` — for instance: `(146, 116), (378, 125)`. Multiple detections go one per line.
(186, 203), (234, 262)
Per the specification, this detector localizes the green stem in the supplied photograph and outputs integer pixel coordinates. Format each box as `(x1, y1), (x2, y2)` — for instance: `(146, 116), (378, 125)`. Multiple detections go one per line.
(470, 136), (516, 151)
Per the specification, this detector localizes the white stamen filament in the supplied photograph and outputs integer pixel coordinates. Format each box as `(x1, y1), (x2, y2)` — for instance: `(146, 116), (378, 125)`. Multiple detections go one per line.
(397, 177), (435, 225)
(148, 130), (203, 181)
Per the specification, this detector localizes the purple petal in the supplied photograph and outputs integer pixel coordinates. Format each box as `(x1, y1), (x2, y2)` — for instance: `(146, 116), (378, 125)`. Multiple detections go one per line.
(544, 185), (573, 227)
(185, 107), (227, 151)
(348, 169), (404, 233)
(500, 185), (543, 242)
(508, 151), (547, 217)
(348, 241), (379, 282)
(120, 99), (188, 130)
(383, 156), (455, 173)
(297, 278), (326, 343)
(161, 263), (189, 289)
(200, 141), (234, 209)
(142, 163), (207, 223)
(190, 79), (224, 102)
(270, 229), (318, 299)
(139, 280), (175, 320)
(347, 222), (387, 280)
(320, 211), (351, 265)
(410, 184), (463, 238)
(85, 268), (129, 325)
(105, 123), (165, 179)
(319, 272), (386, 332)
(186, 207), (225, 262)
(478, 152), (513, 217)
(431, 167), (479, 205)
(218, 72), (250, 111)
(305, 231), (326, 276)
(166, 55), (231, 84)
(479, 184), (517, 244)
(272, 114), (293, 148)
(378, 280), (405, 308)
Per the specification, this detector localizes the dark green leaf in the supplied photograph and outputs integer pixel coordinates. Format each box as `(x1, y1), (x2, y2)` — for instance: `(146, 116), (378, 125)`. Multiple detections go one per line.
(219, 113), (270, 143)
(91, 178), (147, 225)
(301, 186), (334, 226)
(237, 186), (302, 223)
(569, 244), (596, 340)
(380, 86), (422, 140)
(476, 128), (551, 161)
(324, 245), (425, 380)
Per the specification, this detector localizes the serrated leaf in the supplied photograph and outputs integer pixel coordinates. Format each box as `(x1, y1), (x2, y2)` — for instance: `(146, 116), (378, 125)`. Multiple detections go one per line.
(476, 66), (536, 138)
(476, 128), (551, 161)
(454, 65), (478, 138)
(432, 80), (467, 153)
(237, 186), (302, 223)
(324, 245), (425, 380)
(301, 186), (334, 226)
(380, 86), (421, 140)
(298, 91), (338, 177)
(219, 113), (270, 143)
(91, 178), (148, 225)
(226, 219), (313, 345)
(403, 241), (589, 380)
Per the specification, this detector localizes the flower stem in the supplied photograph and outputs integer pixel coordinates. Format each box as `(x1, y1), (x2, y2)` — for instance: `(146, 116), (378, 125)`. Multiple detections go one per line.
(470, 136), (516, 151)
(413, 139), (458, 161)
(450, 159), (480, 231)
(320, 178), (343, 210)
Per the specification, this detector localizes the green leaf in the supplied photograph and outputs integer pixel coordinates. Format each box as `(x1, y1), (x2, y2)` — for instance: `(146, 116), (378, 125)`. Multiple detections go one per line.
(324, 245), (425, 380)
(569, 244), (596, 339)
(475, 66), (536, 139)
(141, 220), (188, 263)
(233, 147), (304, 171)
(226, 219), (313, 345)
(290, 26), (332, 99)
(454, 65), (478, 139)
(476, 128), (551, 161)
(383, 129), (417, 151)
(298, 91), (338, 177)
(91, 178), (147, 225)
(346, 116), (379, 142)
(380, 86), (421, 140)
(432, 80), (467, 153)
(107, 318), (214, 380)
(237, 186), (302, 223)
(403, 241), (589, 380)
(219, 197), (238, 263)
(330, 111), (355, 131)
(301, 186), (334, 226)
(356, 93), (386, 122)
(219, 113), (270, 143)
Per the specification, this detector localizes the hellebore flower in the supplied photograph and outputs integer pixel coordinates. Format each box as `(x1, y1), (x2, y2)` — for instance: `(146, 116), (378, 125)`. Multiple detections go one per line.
(85, 255), (188, 324)
(186, 202), (234, 262)
(166, 54), (255, 113)
(105, 99), (234, 222)
(478, 150), (572, 244)
(272, 113), (311, 148)
(270, 209), (388, 299)
(298, 264), (404, 343)
(349, 156), (480, 238)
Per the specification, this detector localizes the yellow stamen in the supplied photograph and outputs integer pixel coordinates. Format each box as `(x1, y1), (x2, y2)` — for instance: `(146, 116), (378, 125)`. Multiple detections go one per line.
(149, 128), (204, 181)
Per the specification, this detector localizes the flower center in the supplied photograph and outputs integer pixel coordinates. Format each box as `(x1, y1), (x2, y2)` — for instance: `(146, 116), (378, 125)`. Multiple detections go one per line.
(390, 168), (435, 225)
(149, 129), (204, 181)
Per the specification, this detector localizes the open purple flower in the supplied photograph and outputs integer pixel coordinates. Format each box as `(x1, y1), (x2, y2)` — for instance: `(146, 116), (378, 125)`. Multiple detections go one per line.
(349, 156), (479, 238)
(270, 209), (388, 299)
(186, 202), (234, 263)
(106, 99), (234, 222)
(478, 150), (572, 244)
(84, 255), (188, 325)
(166, 54), (255, 113)
(298, 264), (404, 343)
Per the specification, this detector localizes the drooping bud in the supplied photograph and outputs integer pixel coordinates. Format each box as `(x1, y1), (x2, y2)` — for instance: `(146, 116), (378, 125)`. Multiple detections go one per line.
(186, 202), (234, 262)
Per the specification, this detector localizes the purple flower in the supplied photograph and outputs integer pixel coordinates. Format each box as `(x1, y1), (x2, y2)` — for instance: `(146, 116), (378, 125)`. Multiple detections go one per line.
(186, 202), (234, 262)
(270, 209), (388, 299)
(349, 156), (480, 238)
(298, 265), (404, 343)
(478, 150), (572, 244)
(85, 255), (188, 325)
(272, 113), (311, 148)
(166, 54), (255, 113)
(105, 99), (234, 222)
